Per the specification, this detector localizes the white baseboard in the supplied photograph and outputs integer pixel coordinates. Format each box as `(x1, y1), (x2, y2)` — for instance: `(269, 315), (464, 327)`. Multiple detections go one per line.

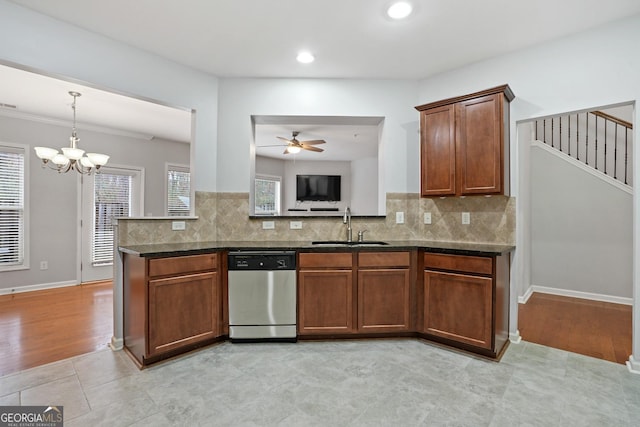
(509, 330), (522, 344)
(0, 280), (77, 295)
(110, 336), (124, 351)
(518, 286), (534, 304)
(519, 285), (632, 306)
(627, 355), (640, 375)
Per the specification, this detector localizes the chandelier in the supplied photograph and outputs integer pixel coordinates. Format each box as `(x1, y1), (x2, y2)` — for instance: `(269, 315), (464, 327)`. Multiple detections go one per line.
(34, 91), (109, 174)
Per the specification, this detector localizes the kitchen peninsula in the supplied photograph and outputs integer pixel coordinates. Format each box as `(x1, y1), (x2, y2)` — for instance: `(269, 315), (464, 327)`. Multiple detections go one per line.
(119, 240), (513, 367)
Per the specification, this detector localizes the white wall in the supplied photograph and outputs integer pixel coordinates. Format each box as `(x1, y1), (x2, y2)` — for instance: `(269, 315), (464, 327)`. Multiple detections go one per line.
(217, 78), (419, 194)
(0, 0), (219, 192)
(350, 156), (378, 215)
(283, 160), (351, 213)
(531, 143), (632, 300)
(255, 155), (379, 215)
(0, 115), (189, 291)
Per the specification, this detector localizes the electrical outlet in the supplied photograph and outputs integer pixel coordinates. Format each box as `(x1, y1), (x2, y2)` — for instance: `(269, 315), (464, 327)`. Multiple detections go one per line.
(40, 261), (48, 270)
(262, 221), (275, 230)
(462, 212), (471, 225)
(290, 221), (302, 230)
(171, 221), (186, 230)
(423, 212), (432, 224)
(396, 211), (405, 224)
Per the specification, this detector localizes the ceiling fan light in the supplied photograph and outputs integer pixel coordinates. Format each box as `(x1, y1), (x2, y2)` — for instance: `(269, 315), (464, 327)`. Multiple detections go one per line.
(287, 145), (301, 154)
(87, 152), (110, 166)
(387, 1), (413, 19)
(34, 146), (59, 160)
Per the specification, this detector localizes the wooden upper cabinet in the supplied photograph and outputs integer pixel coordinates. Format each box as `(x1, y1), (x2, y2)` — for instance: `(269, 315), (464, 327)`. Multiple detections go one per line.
(420, 104), (456, 196)
(416, 85), (514, 197)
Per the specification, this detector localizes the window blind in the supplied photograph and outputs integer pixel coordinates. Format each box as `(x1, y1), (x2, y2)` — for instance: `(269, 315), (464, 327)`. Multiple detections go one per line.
(92, 173), (131, 265)
(167, 167), (190, 216)
(0, 146), (25, 266)
(254, 176), (281, 215)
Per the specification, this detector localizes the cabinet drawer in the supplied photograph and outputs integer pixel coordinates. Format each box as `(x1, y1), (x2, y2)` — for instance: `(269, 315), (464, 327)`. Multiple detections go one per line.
(358, 252), (410, 268)
(424, 253), (492, 276)
(299, 252), (352, 269)
(149, 253), (217, 277)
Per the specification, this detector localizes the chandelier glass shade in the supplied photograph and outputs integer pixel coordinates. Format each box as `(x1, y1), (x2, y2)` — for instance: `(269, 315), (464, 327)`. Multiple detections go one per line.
(34, 91), (109, 174)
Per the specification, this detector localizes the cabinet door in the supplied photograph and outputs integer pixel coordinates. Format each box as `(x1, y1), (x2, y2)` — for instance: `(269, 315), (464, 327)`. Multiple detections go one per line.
(456, 94), (503, 195)
(423, 270), (492, 350)
(420, 104), (456, 196)
(298, 270), (354, 334)
(148, 272), (218, 356)
(358, 269), (410, 332)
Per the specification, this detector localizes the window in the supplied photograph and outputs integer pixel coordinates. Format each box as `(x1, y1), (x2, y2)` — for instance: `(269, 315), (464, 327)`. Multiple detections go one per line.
(167, 164), (191, 216)
(92, 172), (132, 265)
(0, 144), (26, 270)
(254, 175), (281, 215)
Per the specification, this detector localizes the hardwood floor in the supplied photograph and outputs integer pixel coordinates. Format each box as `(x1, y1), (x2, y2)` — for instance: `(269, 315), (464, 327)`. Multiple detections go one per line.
(0, 281), (113, 377)
(0, 285), (633, 377)
(518, 292), (632, 365)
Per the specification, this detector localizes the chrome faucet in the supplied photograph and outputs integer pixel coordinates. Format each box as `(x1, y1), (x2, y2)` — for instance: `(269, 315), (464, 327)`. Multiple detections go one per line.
(343, 207), (352, 242)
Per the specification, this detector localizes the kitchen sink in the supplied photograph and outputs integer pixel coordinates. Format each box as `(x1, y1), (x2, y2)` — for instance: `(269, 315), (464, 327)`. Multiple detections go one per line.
(311, 240), (390, 246)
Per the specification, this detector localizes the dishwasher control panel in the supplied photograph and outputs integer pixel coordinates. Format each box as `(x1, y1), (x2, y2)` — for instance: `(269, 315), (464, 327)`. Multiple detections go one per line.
(228, 251), (296, 270)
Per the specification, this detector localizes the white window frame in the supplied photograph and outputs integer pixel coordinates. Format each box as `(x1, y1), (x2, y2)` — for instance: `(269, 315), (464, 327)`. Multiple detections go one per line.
(165, 163), (191, 217)
(83, 164), (143, 271)
(0, 142), (29, 272)
(254, 174), (282, 216)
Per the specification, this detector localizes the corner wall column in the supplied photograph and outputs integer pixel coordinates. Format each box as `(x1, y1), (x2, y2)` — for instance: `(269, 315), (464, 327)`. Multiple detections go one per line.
(110, 219), (124, 351)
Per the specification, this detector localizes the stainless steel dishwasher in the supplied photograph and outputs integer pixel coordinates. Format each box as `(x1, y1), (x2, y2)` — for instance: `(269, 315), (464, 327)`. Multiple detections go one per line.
(227, 251), (297, 342)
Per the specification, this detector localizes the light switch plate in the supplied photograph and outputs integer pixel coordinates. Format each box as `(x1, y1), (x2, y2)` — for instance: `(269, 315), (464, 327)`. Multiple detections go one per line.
(462, 212), (471, 225)
(290, 221), (302, 230)
(262, 221), (275, 230)
(423, 212), (432, 224)
(172, 221), (186, 230)
(396, 211), (405, 224)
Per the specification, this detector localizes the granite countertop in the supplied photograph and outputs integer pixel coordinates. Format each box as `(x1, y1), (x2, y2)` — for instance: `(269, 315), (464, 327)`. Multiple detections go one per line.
(119, 240), (515, 258)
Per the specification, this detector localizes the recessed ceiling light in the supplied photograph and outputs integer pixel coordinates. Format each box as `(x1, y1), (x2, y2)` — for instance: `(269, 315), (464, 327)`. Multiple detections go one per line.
(296, 51), (315, 64)
(387, 1), (413, 20)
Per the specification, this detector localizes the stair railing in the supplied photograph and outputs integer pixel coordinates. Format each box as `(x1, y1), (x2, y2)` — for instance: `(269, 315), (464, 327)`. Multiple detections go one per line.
(535, 111), (633, 186)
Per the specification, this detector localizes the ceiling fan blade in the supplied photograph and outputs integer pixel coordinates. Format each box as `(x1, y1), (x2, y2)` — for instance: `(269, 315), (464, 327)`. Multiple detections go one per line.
(301, 145), (324, 152)
(283, 148), (291, 154)
(299, 139), (326, 145)
(257, 144), (287, 147)
(277, 136), (293, 143)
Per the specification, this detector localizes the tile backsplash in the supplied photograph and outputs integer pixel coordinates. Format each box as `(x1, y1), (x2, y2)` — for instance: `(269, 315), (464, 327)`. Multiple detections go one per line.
(118, 191), (514, 246)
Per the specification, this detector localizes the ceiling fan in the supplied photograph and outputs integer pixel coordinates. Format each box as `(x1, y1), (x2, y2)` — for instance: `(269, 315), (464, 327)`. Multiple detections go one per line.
(268, 131), (326, 154)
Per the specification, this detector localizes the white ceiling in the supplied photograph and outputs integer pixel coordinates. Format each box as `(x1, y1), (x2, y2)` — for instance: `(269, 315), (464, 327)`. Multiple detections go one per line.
(4, 0), (640, 146)
(0, 64), (192, 143)
(9, 0), (640, 79)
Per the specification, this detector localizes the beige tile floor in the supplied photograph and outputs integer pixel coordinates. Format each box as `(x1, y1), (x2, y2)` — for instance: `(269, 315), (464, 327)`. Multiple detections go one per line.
(1, 339), (639, 426)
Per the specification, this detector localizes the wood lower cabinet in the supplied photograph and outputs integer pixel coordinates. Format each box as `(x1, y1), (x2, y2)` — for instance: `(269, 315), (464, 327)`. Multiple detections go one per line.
(422, 252), (510, 357)
(423, 270), (492, 349)
(123, 252), (222, 366)
(357, 252), (411, 333)
(298, 251), (413, 336)
(298, 252), (354, 335)
(148, 271), (218, 357)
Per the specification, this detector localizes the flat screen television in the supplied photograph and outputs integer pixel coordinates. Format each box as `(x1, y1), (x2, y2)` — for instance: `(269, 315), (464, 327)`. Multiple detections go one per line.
(296, 175), (341, 202)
